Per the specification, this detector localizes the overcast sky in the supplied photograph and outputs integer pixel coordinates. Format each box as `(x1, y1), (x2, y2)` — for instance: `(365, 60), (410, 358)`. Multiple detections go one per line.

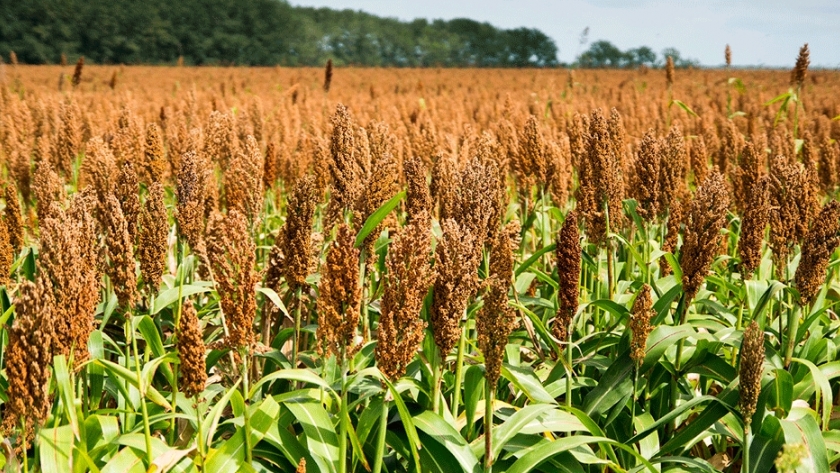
(289, 0), (840, 68)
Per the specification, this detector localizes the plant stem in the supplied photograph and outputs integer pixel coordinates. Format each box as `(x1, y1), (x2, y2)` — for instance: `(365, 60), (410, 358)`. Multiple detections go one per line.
(451, 315), (467, 418)
(21, 416), (28, 473)
(743, 427), (752, 473)
(372, 394), (389, 473)
(565, 331), (573, 408)
(784, 296), (800, 368)
(292, 287), (303, 367)
(339, 350), (349, 473)
(129, 317), (154, 467)
(484, 382), (494, 473)
(195, 394), (206, 470)
(242, 350), (253, 465)
(432, 351), (443, 414)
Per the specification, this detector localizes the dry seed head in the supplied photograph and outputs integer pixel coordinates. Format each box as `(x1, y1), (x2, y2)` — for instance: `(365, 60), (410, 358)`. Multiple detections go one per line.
(316, 224), (361, 362)
(57, 99), (81, 176)
(632, 130), (661, 221)
(376, 212), (435, 380)
(431, 218), (482, 356)
(263, 142), (278, 189)
(324, 59), (333, 92)
(144, 122), (166, 184)
(769, 154), (817, 277)
(739, 320), (765, 427)
(4, 184), (24, 253)
(177, 299), (207, 398)
(790, 43), (810, 88)
(629, 284), (654, 365)
(296, 458), (307, 473)
(739, 176), (771, 277)
(207, 209), (258, 350)
(514, 115), (547, 193)
(795, 200), (840, 304)
(39, 191), (101, 364)
(116, 161), (141, 243)
(680, 171), (730, 304)
(225, 135), (264, 224)
(660, 124), (688, 210)
(660, 199), (683, 277)
(1, 277), (55, 443)
(278, 174), (318, 292)
(0, 216), (12, 286)
(72, 56), (83, 87)
(478, 224), (519, 389)
(665, 56), (674, 87)
(103, 193), (137, 311)
(725, 44), (732, 67)
(139, 182), (169, 292)
(176, 150), (208, 256)
(404, 155), (432, 222)
(555, 211), (581, 342)
(327, 104), (363, 224)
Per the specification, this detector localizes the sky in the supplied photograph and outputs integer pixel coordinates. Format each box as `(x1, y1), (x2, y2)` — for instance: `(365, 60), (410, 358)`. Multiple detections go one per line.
(288, 0), (840, 68)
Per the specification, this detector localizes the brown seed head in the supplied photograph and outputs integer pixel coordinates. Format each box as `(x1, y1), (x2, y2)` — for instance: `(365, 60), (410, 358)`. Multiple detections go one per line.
(795, 200), (840, 304)
(39, 191), (100, 364)
(431, 218), (482, 356)
(0, 216), (12, 286)
(177, 299), (207, 398)
(665, 56), (674, 86)
(207, 210), (258, 350)
(769, 154), (818, 277)
(404, 155), (432, 222)
(263, 142), (278, 189)
(1, 277), (55, 444)
(725, 45), (732, 67)
(555, 211), (581, 342)
(739, 176), (771, 277)
(376, 212), (435, 380)
(296, 458), (307, 473)
(139, 183), (169, 292)
(680, 171), (730, 304)
(57, 99), (81, 176)
(176, 150), (208, 257)
(739, 320), (765, 427)
(276, 175), (318, 293)
(690, 136), (709, 185)
(478, 226), (518, 389)
(225, 135), (264, 224)
(660, 124), (688, 210)
(323, 59), (333, 92)
(514, 115), (547, 193)
(327, 104), (363, 225)
(116, 160), (141, 243)
(632, 130), (661, 221)
(790, 43), (809, 88)
(72, 56), (84, 87)
(144, 123), (166, 184)
(4, 184), (24, 253)
(578, 109), (624, 244)
(629, 284), (654, 365)
(103, 193), (137, 311)
(316, 224), (361, 362)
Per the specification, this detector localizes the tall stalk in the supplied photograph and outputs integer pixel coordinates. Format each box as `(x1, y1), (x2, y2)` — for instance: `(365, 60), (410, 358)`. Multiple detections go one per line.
(129, 317), (154, 467)
(372, 393), (389, 473)
(484, 382), (494, 473)
(242, 350), (252, 465)
(451, 317), (467, 418)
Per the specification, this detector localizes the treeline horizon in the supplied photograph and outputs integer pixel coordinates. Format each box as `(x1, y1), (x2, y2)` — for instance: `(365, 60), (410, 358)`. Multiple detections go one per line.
(3, 0), (700, 68)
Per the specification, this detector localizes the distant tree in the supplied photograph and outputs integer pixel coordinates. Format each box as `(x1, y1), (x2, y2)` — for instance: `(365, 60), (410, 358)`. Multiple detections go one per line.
(576, 40), (697, 69)
(577, 40), (624, 68)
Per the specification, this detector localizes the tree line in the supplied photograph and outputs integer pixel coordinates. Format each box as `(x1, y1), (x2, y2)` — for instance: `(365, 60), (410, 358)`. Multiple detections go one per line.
(1, 0), (695, 68)
(1, 0), (558, 67)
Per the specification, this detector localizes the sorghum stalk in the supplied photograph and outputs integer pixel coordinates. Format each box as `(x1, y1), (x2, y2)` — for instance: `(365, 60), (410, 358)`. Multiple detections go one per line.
(372, 393), (389, 473)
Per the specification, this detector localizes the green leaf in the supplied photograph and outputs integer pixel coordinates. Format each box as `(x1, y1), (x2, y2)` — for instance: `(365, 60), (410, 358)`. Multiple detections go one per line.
(780, 415), (830, 473)
(748, 415), (784, 473)
(152, 284), (212, 315)
(413, 411), (480, 473)
(38, 425), (74, 473)
(769, 368), (793, 417)
(582, 352), (633, 417)
(256, 287), (289, 318)
(284, 401), (340, 473)
(515, 243), (556, 277)
(205, 397), (280, 473)
(641, 324), (695, 372)
(669, 99), (698, 117)
(53, 355), (80, 440)
(501, 364), (556, 404)
(355, 191), (405, 248)
(506, 436), (656, 473)
(486, 404), (555, 460)
(202, 380), (242, 446)
(249, 369), (335, 399)
(791, 357), (833, 429)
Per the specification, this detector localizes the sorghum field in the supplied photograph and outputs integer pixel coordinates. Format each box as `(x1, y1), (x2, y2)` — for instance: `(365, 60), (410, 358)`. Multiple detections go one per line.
(1, 47), (839, 473)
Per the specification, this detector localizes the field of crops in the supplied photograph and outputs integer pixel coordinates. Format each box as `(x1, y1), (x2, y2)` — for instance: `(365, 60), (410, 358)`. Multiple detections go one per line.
(1, 48), (840, 472)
